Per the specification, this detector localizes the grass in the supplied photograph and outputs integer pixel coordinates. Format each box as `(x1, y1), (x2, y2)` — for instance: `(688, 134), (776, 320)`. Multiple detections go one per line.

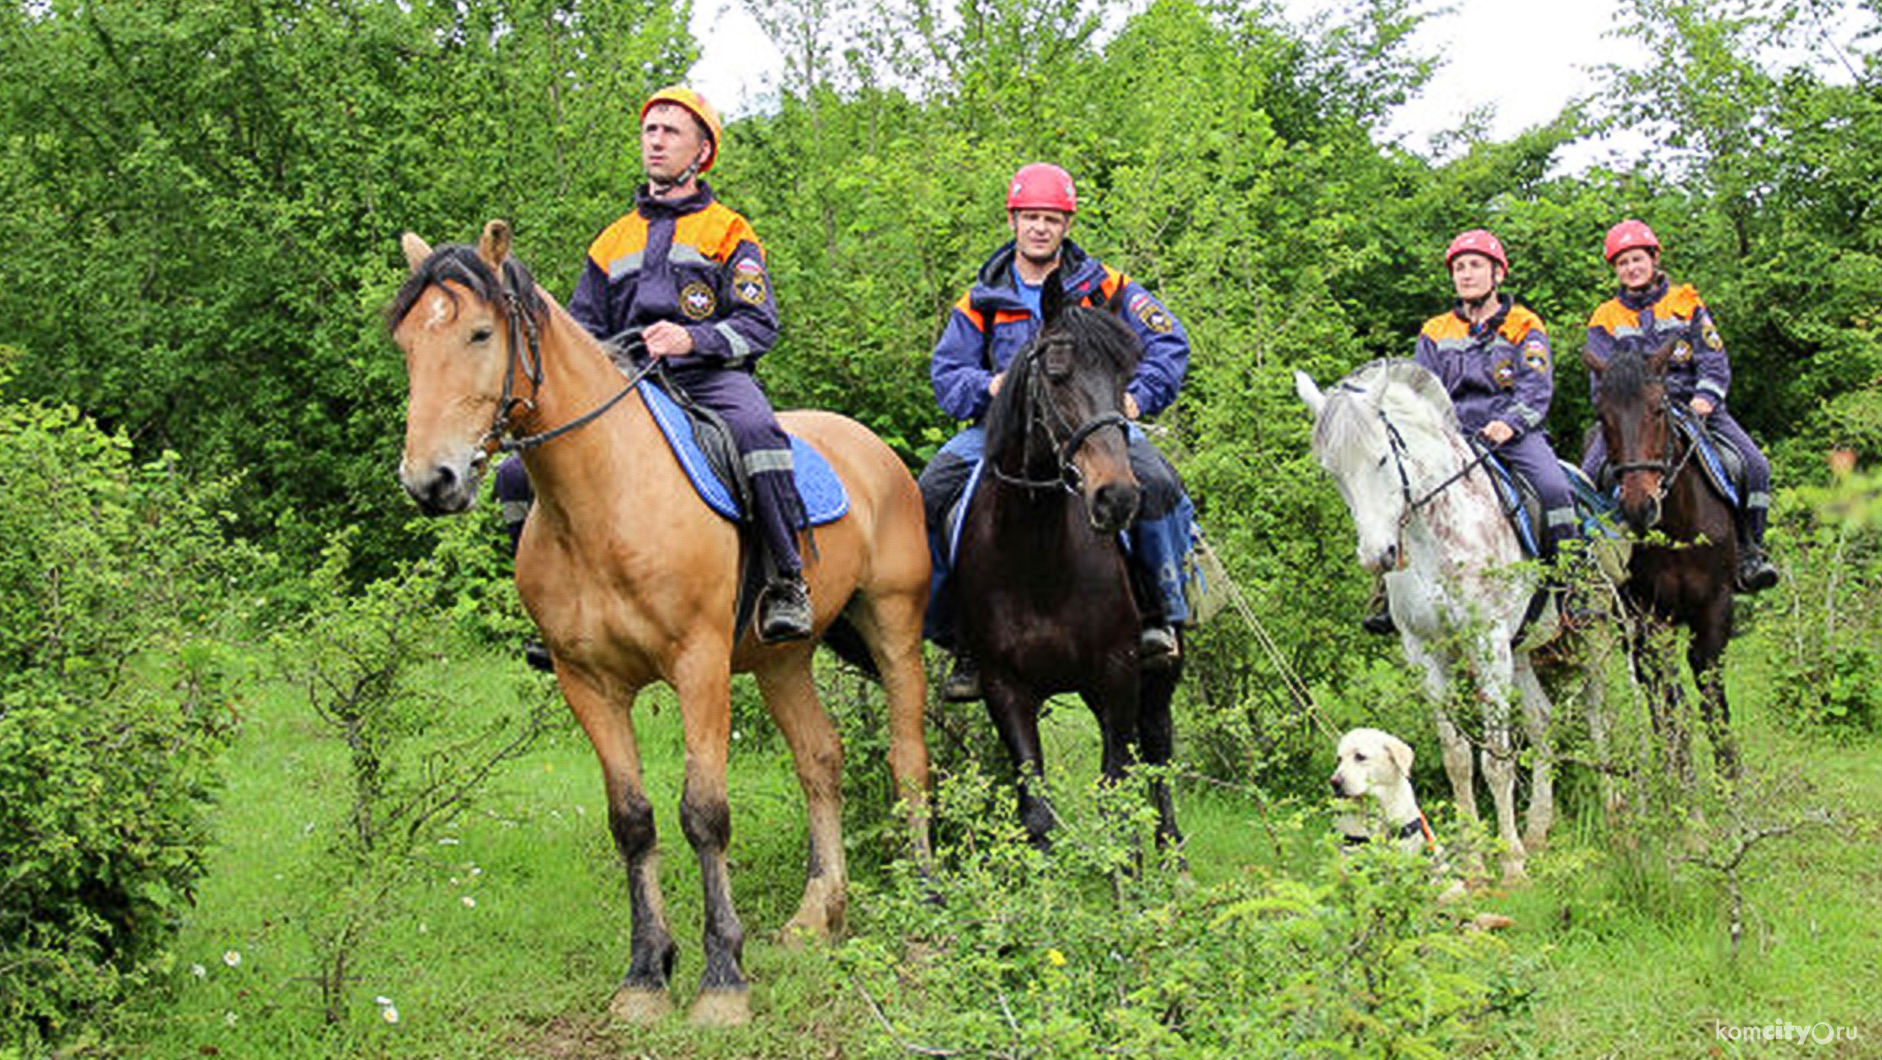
(105, 642), (1882, 1059)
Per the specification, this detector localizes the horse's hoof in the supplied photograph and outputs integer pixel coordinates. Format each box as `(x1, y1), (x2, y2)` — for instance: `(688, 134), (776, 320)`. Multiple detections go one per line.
(689, 987), (752, 1027)
(780, 880), (845, 946)
(608, 985), (673, 1024)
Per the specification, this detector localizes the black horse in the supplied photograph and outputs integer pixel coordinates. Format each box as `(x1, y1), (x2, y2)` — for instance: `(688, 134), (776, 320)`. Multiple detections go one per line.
(953, 275), (1183, 850)
(1584, 340), (1741, 782)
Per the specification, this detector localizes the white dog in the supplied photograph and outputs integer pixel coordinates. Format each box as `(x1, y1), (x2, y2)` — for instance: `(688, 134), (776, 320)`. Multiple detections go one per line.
(1330, 727), (1436, 853)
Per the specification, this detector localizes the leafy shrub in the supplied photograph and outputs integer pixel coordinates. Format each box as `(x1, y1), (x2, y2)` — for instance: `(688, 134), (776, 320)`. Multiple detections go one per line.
(0, 394), (249, 1047)
(836, 765), (1534, 1058)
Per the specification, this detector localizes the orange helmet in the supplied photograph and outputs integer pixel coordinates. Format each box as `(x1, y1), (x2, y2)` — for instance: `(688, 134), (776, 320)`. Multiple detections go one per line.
(641, 86), (724, 173)
(1445, 229), (1509, 272)
(1603, 219), (1661, 263)
(1006, 163), (1077, 214)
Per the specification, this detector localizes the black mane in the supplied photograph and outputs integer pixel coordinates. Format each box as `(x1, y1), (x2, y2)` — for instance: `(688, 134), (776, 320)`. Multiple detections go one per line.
(386, 242), (546, 332)
(1600, 344), (1651, 405)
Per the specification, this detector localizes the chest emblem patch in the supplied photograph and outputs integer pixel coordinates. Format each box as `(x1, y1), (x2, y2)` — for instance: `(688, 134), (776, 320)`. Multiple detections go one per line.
(1671, 340), (1694, 363)
(1493, 356), (1517, 388)
(680, 281), (717, 321)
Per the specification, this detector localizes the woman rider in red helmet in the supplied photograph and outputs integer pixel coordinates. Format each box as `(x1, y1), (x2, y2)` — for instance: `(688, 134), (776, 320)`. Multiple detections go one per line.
(1365, 229), (1580, 633)
(1583, 219), (1778, 591)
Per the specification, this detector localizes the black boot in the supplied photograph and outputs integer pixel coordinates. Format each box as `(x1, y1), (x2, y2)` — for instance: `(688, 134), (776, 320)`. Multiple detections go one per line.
(523, 638), (554, 673)
(1361, 579), (1395, 635)
(941, 654), (982, 702)
(1737, 545), (1779, 593)
(1140, 625), (1180, 670)
(757, 575), (814, 643)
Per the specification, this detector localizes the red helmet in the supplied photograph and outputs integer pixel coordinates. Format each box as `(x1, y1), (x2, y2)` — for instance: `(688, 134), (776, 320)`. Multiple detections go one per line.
(642, 86), (724, 173)
(1603, 219), (1661, 263)
(1445, 229), (1509, 272)
(1006, 163), (1077, 214)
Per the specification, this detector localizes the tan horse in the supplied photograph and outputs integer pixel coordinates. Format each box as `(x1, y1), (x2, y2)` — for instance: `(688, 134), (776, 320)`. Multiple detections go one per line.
(390, 221), (930, 1026)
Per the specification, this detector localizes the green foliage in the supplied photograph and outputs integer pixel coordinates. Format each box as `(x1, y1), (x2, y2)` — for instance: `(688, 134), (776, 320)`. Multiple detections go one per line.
(0, 0), (695, 573)
(837, 766), (1533, 1057)
(0, 391), (250, 1048)
(268, 524), (557, 1025)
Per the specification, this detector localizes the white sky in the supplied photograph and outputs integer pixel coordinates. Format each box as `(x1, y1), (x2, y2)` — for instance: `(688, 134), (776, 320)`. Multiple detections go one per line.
(686, 0), (1641, 156)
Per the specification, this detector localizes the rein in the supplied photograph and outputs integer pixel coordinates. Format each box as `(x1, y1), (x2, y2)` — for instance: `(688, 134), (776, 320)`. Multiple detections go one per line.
(989, 340), (1130, 494)
(1377, 409), (1495, 526)
(1609, 396), (1699, 505)
(478, 278), (654, 455)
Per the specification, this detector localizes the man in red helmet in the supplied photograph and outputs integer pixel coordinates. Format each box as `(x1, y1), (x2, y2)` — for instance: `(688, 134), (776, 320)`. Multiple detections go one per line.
(1584, 219), (1778, 591)
(919, 162), (1196, 700)
(497, 86), (813, 654)
(1365, 229), (1578, 633)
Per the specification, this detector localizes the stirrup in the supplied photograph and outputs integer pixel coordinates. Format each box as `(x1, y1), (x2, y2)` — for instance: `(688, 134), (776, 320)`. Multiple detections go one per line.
(757, 578), (813, 643)
(941, 655), (981, 702)
(1362, 609), (1397, 636)
(1140, 625), (1180, 670)
(1736, 553), (1779, 593)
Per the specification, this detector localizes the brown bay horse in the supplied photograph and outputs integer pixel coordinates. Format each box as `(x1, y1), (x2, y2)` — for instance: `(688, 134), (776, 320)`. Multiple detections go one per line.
(952, 278), (1183, 852)
(390, 221), (930, 1026)
(1584, 340), (1740, 783)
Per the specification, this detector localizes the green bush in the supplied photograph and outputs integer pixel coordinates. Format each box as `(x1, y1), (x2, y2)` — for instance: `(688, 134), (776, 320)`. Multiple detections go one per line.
(0, 395), (249, 1048)
(836, 765), (1534, 1058)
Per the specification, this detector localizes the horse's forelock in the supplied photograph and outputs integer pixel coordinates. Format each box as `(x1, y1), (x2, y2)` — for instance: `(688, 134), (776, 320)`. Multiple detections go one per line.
(386, 242), (546, 331)
(1599, 346), (1651, 405)
(985, 305), (1139, 463)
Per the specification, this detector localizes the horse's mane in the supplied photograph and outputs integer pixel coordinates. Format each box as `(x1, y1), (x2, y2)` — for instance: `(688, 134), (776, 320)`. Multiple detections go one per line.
(386, 243), (547, 332)
(984, 305), (1140, 463)
(1311, 358), (1458, 456)
(1597, 345), (1651, 405)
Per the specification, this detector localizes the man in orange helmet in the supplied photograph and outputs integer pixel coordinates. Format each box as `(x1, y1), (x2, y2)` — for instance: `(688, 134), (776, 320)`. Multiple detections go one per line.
(919, 162), (1197, 700)
(498, 86), (812, 654)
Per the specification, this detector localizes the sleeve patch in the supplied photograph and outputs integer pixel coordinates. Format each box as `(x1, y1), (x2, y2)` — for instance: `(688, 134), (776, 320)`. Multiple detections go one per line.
(1129, 291), (1174, 334)
(1702, 322), (1723, 350)
(1522, 340), (1550, 373)
(732, 259), (769, 306)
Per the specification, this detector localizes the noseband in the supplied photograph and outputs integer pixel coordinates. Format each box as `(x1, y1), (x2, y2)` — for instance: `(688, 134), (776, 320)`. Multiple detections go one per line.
(1374, 404), (1492, 527)
(991, 337), (1130, 494)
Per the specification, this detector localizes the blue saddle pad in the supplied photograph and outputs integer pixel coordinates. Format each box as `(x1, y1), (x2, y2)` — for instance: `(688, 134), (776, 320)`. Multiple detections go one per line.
(1669, 405), (1743, 509)
(639, 380), (848, 526)
(1479, 449), (1542, 559)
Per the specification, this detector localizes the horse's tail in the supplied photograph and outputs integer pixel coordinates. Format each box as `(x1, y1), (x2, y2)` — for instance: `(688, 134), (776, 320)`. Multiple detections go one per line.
(819, 614), (881, 680)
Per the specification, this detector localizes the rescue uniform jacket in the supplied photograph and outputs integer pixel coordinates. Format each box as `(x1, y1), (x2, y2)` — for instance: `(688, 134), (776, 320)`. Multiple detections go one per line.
(930, 239), (1189, 423)
(1585, 275), (1730, 406)
(1413, 294), (1555, 439)
(566, 181), (778, 372)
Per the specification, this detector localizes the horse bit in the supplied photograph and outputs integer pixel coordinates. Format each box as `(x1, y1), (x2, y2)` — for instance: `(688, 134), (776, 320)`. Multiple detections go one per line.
(991, 337), (1131, 494)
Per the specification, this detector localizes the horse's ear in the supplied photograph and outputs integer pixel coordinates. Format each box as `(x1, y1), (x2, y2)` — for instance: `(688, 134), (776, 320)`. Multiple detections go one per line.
(1580, 347), (1606, 375)
(1294, 370), (1327, 418)
(401, 232), (433, 273)
(1039, 266), (1065, 326)
(479, 219), (513, 270)
(1647, 336), (1678, 375)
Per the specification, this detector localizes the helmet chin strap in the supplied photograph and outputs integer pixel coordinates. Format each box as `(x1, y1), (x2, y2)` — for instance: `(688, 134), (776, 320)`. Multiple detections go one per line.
(647, 146), (709, 196)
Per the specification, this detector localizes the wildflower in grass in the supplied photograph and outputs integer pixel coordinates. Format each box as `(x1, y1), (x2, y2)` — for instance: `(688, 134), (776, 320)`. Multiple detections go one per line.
(224, 1011), (239, 1027)
(376, 996), (400, 1024)
(1046, 949), (1067, 967)
(222, 950), (242, 968)
(190, 963), (206, 979)
(461, 895), (476, 908)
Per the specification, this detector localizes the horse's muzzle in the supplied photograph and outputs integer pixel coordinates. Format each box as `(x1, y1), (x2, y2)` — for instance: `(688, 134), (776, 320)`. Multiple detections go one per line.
(1088, 481), (1140, 536)
(1621, 496), (1661, 535)
(398, 452), (486, 515)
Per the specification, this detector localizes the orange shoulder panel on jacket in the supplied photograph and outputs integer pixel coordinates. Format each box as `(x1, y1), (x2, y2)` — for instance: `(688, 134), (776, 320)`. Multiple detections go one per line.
(951, 291), (1029, 330)
(1659, 283), (1704, 319)
(587, 213), (650, 268)
(673, 202), (758, 264)
(1420, 312), (1469, 340)
(1099, 266), (1126, 302)
(1587, 299), (1637, 333)
(1500, 304), (1546, 343)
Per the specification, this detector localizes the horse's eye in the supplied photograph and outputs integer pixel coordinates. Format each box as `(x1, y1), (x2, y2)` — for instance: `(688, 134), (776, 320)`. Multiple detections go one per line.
(469, 326), (494, 344)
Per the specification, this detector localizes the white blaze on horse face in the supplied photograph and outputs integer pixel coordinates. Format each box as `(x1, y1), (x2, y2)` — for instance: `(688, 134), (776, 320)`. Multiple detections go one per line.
(423, 291), (454, 331)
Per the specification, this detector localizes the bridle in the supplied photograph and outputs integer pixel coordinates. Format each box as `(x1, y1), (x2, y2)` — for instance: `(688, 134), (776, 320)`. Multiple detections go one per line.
(989, 335), (1130, 494)
(1351, 379), (1494, 531)
(1607, 393), (1698, 508)
(476, 269), (656, 456)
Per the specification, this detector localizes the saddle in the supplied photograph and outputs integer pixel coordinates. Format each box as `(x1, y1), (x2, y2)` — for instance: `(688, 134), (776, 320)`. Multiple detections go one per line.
(1471, 441), (1614, 562)
(637, 374), (849, 526)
